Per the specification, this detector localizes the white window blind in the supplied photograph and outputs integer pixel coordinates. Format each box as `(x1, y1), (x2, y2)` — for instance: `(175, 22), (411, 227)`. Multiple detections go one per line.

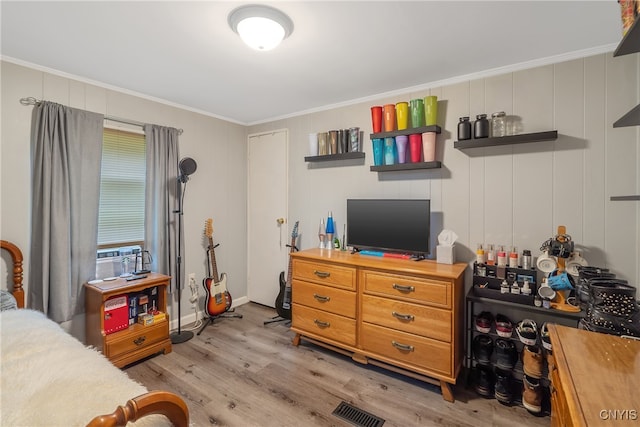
(98, 128), (146, 247)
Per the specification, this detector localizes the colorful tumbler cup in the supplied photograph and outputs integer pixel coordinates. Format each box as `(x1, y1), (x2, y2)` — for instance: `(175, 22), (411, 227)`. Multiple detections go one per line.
(408, 134), (422, 162)
(372, 138), (384, 166)
(384, 137), (396, 165)
(383, 104), (396, 132)
(371, 106), (383, 133)
(410, 98), (425, 128)
(424, 96), (438, 126)
(422, 132), (436, 161)
(396, 135), (408, 163)
(395, 102), (409, 130)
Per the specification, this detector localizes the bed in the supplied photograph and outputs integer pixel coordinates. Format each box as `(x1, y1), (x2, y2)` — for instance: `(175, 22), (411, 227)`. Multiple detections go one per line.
(0, 239), (189, 427)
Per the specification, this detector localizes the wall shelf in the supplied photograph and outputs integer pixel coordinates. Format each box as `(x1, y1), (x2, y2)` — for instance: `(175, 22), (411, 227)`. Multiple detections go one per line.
(610, 195), (640, 201)
(370, 161), (441, 172)
(613, 103), (640, 128)
(370, 125), (441, 139)
(454, 130), (558, 150)
(304, 152), (365, 162)
(613, 16), (640, 57)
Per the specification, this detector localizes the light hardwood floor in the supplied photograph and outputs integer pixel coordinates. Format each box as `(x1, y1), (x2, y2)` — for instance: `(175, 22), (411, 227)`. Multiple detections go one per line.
(125, 303), (549, 427)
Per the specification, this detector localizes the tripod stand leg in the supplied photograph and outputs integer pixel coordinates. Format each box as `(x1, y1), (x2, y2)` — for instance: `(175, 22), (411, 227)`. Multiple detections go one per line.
(196, 317), (213, 336)
(263, 315), (290, 325)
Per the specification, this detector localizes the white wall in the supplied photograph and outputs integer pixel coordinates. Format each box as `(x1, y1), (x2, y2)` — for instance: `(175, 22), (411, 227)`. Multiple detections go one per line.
(250, 52), (640, 289)
(2, 51), (639, 334)
(0, 61), (248, 336)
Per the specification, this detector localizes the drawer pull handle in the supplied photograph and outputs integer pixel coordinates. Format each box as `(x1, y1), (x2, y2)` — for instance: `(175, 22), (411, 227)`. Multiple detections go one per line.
(314, 270), (331, 278)
(392, 283), (415, 293)
(314, 319), (330, 328)
(313, 293), (331, 302)
(133, 336), (146, 346)
(392, 311), (414, 321)
(391, 340), (414, 352)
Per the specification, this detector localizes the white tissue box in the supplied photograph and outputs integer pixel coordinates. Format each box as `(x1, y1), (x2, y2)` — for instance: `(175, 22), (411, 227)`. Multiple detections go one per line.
(437, 245), (455, 264)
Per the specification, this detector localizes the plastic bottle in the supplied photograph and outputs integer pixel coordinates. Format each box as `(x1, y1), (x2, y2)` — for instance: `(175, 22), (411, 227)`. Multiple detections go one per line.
(501, 279), (509, 294)
(522, 249), (532, 269)
(473, 114), (489, 138)
(486, 244), (496, 265)
(497, 247), (507, 267)
(509, 247), (519, 268)
(521, 279), (532, 296)
(476, 244), (485, 264)
(458, 117), (471, 140)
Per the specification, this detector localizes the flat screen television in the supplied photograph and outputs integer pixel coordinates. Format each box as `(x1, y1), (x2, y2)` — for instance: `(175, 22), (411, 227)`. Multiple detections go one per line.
(346, 199), (430, 257)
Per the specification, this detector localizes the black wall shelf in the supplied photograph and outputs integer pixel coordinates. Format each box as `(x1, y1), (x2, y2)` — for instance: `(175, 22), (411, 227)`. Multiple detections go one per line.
(613, 101), (640, 128)
(613, 16), (640, 57)
(304, 152), (365, 162)
(370, 125), (441, 139)
(610, 195), (640, 201)
(370, 161), (441, 172)
(454, 130), (558, 150)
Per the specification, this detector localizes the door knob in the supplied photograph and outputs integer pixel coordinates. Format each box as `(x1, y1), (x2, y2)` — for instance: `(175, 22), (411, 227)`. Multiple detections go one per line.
(276, 218), (285, 225)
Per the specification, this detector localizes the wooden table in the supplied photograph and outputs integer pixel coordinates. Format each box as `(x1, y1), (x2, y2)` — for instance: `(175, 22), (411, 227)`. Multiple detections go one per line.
(548, 324), (640, 426)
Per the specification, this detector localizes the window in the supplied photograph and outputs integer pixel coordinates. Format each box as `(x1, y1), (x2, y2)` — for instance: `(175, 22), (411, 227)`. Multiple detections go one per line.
(97, 128), (146, 249)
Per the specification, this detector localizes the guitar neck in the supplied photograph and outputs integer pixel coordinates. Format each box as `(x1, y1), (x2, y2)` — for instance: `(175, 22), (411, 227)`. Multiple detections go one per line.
(208, 237), (220, 282)
(286, 236), (295, 285)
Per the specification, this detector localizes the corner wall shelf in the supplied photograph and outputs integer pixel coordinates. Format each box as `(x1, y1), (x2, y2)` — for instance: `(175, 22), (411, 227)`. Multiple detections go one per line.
(304, 152), (365, 162)
(454, 130), (558, 150)
(613, 16), (640, 57)
(370, 161), (441, 172)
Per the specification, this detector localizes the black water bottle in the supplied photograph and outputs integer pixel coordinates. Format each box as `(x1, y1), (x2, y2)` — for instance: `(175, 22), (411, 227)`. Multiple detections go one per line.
(473, 114), (489, 138)
(457, 117), (471, 140)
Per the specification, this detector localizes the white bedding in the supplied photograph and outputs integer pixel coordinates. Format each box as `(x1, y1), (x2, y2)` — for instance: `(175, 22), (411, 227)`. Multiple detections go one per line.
(0, 309), (171, 427)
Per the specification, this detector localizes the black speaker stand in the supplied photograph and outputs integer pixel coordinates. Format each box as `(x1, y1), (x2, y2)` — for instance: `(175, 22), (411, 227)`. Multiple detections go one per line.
(196, 308), (243, 336)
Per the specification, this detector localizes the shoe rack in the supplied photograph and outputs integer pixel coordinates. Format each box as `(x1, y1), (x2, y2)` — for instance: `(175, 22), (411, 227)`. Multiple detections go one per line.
(465, 286), (585, 415)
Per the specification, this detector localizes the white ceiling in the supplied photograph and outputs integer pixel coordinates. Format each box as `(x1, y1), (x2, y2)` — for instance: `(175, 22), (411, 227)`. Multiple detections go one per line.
(1, 1), (622, 125)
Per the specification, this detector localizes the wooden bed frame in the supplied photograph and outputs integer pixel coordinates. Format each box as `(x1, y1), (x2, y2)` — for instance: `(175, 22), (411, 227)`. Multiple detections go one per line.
(0, 239), (189, 427)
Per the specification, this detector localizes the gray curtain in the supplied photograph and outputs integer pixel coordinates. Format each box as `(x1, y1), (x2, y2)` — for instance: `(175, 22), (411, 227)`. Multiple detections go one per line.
(143, 124), (181, 293)
(29, 101), (104, 322)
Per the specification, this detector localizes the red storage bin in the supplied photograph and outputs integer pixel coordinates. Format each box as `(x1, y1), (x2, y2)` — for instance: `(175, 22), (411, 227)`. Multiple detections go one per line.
(104, 294), (128, 335)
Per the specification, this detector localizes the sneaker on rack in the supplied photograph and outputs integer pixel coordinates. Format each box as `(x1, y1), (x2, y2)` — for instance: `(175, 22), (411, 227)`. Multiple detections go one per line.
(494, 338), (517, 370)
(472, 334), (494, 364)
(494, 368), (513, 404)
(475, 311), (493, 334)
(516, 319), (538, 346)
(522, 344), (543, 379)
(540, 322), (552, 351)
(522, 374), (542, 414)
(473, 365), (494, 398)
(495, 314), (513, 338)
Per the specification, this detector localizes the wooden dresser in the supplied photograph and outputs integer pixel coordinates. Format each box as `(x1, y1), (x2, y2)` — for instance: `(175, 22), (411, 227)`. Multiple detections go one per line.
(85, 273), (172, 368)
(548, 324), (640, 426)
(290, 248), (466, 402)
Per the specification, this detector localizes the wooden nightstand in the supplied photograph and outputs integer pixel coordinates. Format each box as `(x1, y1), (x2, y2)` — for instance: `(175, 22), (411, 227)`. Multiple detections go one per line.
(85, 273), (172, 368)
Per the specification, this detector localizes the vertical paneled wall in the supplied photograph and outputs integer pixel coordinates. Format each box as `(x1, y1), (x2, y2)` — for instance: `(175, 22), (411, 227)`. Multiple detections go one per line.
(250, 52), (640, 288)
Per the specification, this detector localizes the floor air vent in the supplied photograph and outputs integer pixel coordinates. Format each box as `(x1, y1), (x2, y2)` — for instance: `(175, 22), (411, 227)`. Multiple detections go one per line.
(332, 401), (385, 427)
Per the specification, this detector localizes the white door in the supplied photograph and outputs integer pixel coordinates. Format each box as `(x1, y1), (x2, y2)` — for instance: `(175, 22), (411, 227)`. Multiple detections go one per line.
(247, 129), (288, 307)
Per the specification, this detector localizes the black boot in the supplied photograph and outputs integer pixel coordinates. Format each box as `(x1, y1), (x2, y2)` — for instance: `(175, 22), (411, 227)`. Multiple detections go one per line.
(584, 280), (640, 337)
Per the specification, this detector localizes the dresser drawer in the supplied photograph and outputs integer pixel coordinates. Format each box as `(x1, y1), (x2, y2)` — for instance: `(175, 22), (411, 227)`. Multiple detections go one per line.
(292, 259), (356, 290)
(292, 279), (356, 318)
(361, 294), (451, 342)
(361, 322), (451, 376)
(105, 320), (169, 359)
(292, 303), (356, 346)
(362, 270), (451, 308)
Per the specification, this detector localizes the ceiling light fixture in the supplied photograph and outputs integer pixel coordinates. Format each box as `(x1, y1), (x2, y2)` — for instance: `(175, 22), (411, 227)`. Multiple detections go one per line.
(228, 4), (293, 51)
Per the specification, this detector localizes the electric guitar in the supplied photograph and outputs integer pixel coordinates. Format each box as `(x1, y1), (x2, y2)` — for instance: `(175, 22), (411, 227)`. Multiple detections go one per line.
(203, 218), (232, 317)
(275, 221), (298, 320)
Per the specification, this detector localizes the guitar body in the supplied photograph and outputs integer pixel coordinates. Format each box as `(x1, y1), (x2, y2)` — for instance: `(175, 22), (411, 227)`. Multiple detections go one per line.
(202, 218), (232, 318)
(275, 271), (291, 319)
(203, 272), (232, 317)
(274, 221), (298, 320)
